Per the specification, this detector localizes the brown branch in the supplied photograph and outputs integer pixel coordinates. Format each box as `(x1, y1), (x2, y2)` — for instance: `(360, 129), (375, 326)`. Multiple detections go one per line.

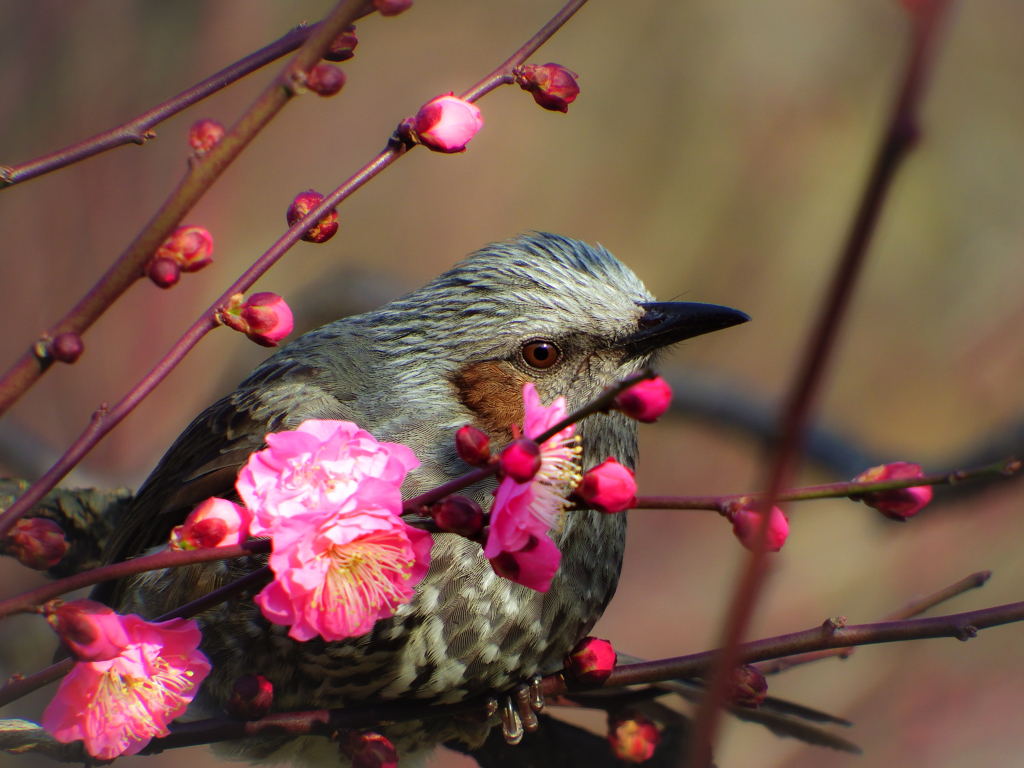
(686, 4), (954, 765)
(0, 23), (320, 189)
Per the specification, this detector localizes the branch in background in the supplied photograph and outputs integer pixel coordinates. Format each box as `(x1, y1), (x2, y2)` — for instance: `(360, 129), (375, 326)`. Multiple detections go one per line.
(0, 0), (374, 423)
(0, 23), (321, 189)
(686, 3), (954, 764)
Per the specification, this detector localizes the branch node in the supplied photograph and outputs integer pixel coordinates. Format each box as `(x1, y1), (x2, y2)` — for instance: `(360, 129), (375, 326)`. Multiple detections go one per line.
(955, 624), (978, 642)
(1001, 458), (1022, 476)
(823, 616), (847, 633)
(0, 166), (12, 188)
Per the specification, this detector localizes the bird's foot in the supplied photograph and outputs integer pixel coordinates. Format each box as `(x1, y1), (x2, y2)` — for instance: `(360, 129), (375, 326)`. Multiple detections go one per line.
(497, 675), (545, 745)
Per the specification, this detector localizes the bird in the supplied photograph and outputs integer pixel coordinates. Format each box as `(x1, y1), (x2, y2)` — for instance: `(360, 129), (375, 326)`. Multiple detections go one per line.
(96, 232), (750, 765)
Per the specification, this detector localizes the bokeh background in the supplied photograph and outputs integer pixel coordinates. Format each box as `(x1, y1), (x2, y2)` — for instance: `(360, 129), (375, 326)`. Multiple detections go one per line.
(2, 1), (1024, 766)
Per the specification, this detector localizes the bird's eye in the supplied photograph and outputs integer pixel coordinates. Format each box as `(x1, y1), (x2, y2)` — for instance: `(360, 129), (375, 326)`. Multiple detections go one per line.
(521, 341), (561, 370)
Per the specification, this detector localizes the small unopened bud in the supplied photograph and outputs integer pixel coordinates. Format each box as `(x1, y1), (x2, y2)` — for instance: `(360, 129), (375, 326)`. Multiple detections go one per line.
(50, 332), (84, 364)
(853, 462), (932, 521)
(430, 495), (484, 538)
(411, 93), (483, 153)
(147, 256), (181, 288)
(154, 225), (214, 278)
(188, 118), (225, 156)
(566, 636), (616, 684)
(500, 439), (541, 483)
(226, 674), (274, 720)
(607, 710), (661, 764)
(727, 500), (789, 553)
(306, 63), (346, 97)
(612, 377), (672, 423)
(286, 190), (338, 244)
(7, 518), (67, 570)
(574, 458), (636, 513)
(455, 425), (491, 467)
(337, 729), (398, 768)
(323, 26), (358, 62)
(43, 599), (130, 662)
(515, 63), (580, 113)
(374, 0), (412, 17)
(169, 498), (251, 550)
(729, 664), (768, 708)
(218, 292), (294, 347)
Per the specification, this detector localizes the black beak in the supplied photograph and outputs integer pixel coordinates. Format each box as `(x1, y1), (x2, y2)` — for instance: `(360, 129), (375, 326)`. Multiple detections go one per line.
(621, 302), (750, 359)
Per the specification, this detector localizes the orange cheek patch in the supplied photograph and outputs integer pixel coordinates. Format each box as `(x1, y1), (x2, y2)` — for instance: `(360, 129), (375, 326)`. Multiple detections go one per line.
(451, 360), (529, 441)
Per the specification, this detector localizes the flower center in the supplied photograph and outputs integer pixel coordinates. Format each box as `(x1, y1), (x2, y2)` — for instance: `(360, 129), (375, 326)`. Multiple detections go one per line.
(90, 654), (195, 741)
(319, 532), (415, 611)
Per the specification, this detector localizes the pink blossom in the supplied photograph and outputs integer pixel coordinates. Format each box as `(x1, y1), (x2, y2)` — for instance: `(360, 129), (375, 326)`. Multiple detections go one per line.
(853, 461), (933, 520)
(43, 599), (131, 662)
(487, 531), (561, 593)
(500, 438), (542, 482)
(729, 502), (789, 552)
(7, 517), (67, 570)
(237, 419), (419, 534)
(187, 119), (225, 156)
(413, 93), (483, 153)
(613, 376), (673, 423)
(566, 636), (617, 684)
(42, 615), (210, 759)
(218, 292), (294, 347)
(255, 504), (432, 641)
(169, 497), (251, 550)
(575, 457), (636, 513)
(608, 710), (662, 763)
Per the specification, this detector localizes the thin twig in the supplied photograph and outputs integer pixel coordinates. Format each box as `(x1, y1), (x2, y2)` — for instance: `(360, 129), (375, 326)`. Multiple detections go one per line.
(0, 23), (321, 189)
(686, 4), (953, 765)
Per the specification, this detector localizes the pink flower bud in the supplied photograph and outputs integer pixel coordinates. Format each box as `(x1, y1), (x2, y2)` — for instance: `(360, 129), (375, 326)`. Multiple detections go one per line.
(430, 495), (484, 538)
(147, 255), (181, 288)
(286, 190), (338, 244)
(515, 63), (580, 113)
(43, 599), (130, 662)
(853, 461), (933, 521)
(566, 636), (617, 684)
(337, 729), (398, 768)
(169, 498), (251, 551)
(323, 26), (358, 62)
(500, 439), (542, 483)
(226, 674), (273, 720)
(412, 93), (483, 153)
(613, 376), (673, 423)
(218, 293), (294, 347)
(7, 518), (67, 570)
(729, 664), (768, 708)
(455, 425), (491, 467)
(188, 118), (225, 156)
(306, 63), (346, 97)
(50, 332), (84, 364)
(728, 501), (789, 553)
(373, 0), (412, 17)
(156, 225), (214, 273)
(607, 710), (661, 763)
(574, 458), (636, 513)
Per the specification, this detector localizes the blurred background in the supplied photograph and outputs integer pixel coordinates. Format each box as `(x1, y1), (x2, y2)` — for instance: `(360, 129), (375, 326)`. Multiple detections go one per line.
(2, 0), (1024, 765)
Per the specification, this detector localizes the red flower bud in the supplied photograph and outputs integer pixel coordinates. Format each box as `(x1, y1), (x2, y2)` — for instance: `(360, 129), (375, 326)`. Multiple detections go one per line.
(729, 664), (768, 708)
(515, 63), (580, 113)
(727, 500), (789, 553)
(607, 710), (661, 763)
(323, 26), (358, 62)
(218, 292), (294, 348)
(156, 225), (214, 273)
(43, 599), (130, 662)
(188, 118), (225, 156)
(169, 498), (251, 550)
(500, 439), (542, 483)
(337, 729), (398, 768)
(412, 93), (483, 153)
(566, 636), (617, 684)
(306, 63), (346, 97)
(853, 462), (932, 520)
(7, 518), (67, 570)
(50, 332), (84, 364)
(613, 376), (672, 423)
(575, 458), (636, 513)
(286, 190), (339, 244)
(374, 0), (412, 17)
(147, 256), (181, 288)
(430, 495), (484, 538)
(455, 425), (491, 467)
(226, 674), (274, 720)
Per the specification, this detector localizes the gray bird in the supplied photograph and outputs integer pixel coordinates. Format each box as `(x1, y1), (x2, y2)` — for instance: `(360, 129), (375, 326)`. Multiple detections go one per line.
(98, 233), (749, 764)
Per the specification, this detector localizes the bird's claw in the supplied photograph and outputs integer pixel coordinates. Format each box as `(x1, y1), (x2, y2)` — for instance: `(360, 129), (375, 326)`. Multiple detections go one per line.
(499, 675), (545, 744)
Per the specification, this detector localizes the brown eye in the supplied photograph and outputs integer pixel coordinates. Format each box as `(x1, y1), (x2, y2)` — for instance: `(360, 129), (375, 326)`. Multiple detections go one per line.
(521, 341), (560, 370)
